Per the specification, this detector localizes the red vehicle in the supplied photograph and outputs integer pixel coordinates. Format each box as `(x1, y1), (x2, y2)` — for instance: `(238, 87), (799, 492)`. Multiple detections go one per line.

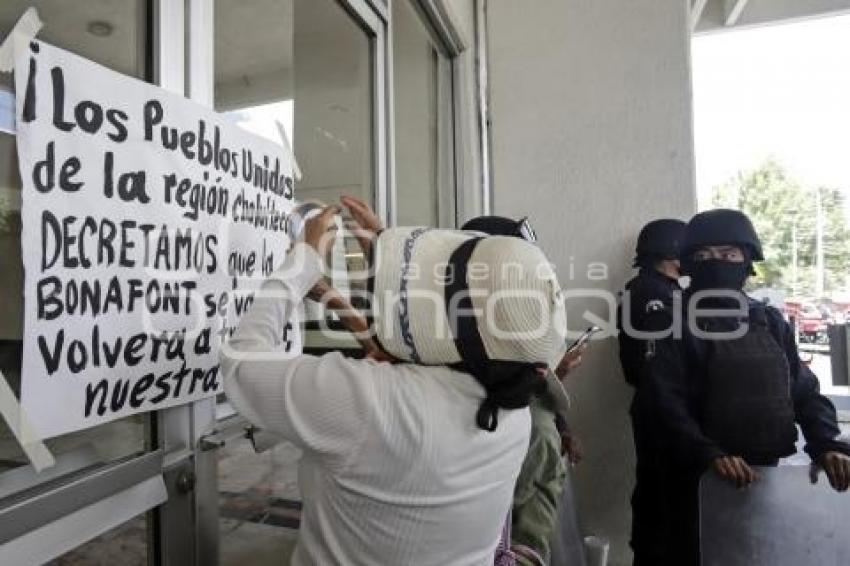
(784, 299), (828, 344)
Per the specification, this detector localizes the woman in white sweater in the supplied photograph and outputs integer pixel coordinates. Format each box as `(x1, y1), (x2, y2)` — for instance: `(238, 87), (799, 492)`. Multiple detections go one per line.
(221, 198), (568, 565)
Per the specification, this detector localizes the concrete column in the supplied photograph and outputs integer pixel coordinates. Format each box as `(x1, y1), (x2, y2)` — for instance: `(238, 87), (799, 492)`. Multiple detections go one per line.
(487, 1), (696, 564)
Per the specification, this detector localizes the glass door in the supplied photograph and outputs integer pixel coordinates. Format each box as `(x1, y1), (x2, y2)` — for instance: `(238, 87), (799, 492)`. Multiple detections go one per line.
(204, 0), (386, 562)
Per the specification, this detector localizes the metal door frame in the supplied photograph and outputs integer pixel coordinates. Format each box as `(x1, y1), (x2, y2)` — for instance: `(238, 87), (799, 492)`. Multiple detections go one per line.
(147, 0), (211, 564)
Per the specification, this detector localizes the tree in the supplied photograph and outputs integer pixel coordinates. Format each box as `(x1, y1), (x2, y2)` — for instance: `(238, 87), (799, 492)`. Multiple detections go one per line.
(710, 159), (850, 298)
(819, 186), (850, 293)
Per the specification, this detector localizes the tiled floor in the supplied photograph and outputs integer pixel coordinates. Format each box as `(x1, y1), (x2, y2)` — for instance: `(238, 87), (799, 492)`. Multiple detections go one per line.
(221, 519), (299, 566)
(218, 438), (304, 565)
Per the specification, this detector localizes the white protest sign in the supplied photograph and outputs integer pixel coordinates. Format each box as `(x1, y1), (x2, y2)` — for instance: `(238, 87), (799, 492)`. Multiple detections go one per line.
(14, 40), (299, 439)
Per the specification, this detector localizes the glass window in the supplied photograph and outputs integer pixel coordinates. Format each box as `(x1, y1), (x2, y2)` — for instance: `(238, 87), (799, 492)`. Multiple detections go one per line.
(215, 0), (373, 345)
(292, 0), (374, 337)
(215, 0), (373, 208)
(392, 0), (454, 227)
(213, 0), (377, 559)
(293, 0), (374, 208)
(0, 1), (151, 487)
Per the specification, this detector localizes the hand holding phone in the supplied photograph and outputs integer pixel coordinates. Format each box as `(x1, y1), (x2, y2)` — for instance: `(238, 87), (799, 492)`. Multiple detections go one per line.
(567, 326), (602, 354)
(555, 327), (600, 379)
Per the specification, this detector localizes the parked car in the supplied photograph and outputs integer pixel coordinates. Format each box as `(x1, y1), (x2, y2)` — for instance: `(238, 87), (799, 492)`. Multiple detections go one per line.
(785, 299), (829, 344)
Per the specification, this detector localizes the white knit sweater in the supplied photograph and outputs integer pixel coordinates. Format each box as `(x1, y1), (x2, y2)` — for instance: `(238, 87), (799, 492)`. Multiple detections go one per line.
(220, 243), (531, 566)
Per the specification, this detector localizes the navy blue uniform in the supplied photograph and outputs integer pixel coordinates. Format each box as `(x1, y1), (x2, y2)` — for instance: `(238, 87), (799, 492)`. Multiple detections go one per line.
(618, 269), (681, 385)
(638, 297), (850, 566)
(617, 268), (681, 565)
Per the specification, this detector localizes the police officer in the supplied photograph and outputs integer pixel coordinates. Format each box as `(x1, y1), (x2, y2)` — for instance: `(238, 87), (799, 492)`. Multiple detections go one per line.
(616, 218), (686, 566)
(618, 219), (686, 385)
(640, 209), (850, 566)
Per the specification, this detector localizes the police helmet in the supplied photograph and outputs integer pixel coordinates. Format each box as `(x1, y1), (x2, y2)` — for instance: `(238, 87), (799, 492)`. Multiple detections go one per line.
(634, 219), (686, 264)
(682, 208), (764, 261)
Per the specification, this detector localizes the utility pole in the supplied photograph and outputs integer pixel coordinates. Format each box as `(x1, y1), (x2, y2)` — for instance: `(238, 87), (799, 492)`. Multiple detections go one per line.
(815, 187), (825, 298)
(792, 221), (798, 296)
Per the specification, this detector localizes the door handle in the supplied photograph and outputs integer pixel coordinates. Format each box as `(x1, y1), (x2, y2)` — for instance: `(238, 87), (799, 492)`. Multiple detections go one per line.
(176, 470), (196, 494)
(198, 431), (227, 452)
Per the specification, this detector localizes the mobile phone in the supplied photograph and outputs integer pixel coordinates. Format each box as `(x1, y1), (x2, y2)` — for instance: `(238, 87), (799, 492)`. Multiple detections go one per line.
(567, 326), (602, 353)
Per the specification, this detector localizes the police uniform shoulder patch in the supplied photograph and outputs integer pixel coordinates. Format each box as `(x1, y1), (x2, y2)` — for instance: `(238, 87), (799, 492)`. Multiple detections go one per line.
(645, 299), (666, 314)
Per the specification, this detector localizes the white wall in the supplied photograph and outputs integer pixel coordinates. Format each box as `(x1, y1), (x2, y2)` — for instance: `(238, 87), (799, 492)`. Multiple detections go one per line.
(487, 1), (696, 564)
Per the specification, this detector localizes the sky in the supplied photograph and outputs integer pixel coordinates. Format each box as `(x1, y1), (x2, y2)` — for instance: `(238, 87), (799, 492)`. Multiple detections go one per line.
(692, 13), (850, 210)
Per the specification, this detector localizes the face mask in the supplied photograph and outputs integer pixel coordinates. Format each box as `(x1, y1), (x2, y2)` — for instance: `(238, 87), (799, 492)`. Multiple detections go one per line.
(687, 259), (750, 292)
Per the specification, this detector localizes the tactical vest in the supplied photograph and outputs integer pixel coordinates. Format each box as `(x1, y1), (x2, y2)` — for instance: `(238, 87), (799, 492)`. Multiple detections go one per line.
(699, 307), (797, 464)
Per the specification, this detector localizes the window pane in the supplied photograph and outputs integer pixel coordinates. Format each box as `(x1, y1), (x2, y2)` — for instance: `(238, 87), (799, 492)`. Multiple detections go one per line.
(0, 0), (149, 485)
(213, 0), (376, 558)
(293, 0), (374, 340)
(393, 0), (441, 226)
(293, 0), (374, 208)
(215, 0), (374, 351)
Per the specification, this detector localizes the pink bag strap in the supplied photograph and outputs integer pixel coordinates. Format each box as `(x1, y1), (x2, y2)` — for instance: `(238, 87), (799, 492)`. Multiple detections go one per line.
(494, 510), (518, 566)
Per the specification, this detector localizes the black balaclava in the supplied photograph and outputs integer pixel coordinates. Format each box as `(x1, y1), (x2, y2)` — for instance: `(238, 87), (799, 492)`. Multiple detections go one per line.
(684, 249), (753, 293)
(636, 255), (680, 280)
(635, 256), (657, 271)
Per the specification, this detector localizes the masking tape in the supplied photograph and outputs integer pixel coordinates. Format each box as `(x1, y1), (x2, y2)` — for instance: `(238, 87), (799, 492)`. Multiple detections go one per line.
(275, 120), (302, 181)
(0, 7), (43, 73)
(0, 8), (53, 472)
(0, 370), (55, 472)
